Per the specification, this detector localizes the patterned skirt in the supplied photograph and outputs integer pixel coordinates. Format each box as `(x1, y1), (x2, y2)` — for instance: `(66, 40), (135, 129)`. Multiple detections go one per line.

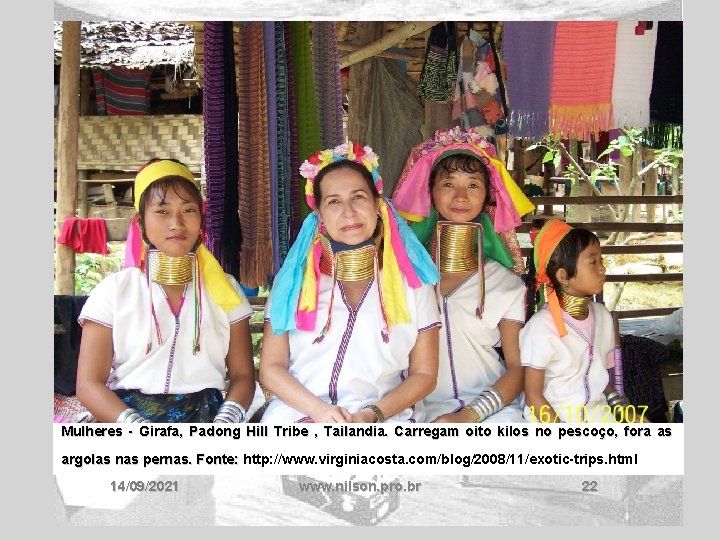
(114, 388), (223, 422)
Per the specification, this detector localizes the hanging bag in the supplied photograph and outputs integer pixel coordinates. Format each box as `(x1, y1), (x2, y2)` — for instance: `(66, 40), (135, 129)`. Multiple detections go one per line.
(417, 22), (458, 102)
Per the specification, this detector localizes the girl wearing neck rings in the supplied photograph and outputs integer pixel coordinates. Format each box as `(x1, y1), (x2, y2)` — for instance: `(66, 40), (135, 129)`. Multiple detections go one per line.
(521, 219), (648, 423)
(76, 159), (257, 423)
(392, 127), (536, 423)
(259, 143), (441, 423)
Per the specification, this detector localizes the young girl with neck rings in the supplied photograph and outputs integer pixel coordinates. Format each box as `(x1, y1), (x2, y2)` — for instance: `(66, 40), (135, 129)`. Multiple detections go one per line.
(76, 159), (257, 423)
(259, 143), (441, 424)
(521, 219), (638, 423)
(392, 127), (536, 423)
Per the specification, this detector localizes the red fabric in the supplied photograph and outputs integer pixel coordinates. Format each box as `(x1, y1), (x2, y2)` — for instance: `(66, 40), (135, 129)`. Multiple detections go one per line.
(57, 218), (110, 254)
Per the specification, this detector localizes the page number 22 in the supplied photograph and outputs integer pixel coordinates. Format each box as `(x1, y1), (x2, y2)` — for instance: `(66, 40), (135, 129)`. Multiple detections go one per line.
(582, 481), (598, 492)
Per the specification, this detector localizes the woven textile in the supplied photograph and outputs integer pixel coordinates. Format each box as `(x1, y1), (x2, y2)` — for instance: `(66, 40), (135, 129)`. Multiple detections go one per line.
(612, 21), (658, 129)
(202, 21), (227, 260)
(236, 22), (273, 288)
(285, 23), (302, 242)
(417, 22), (458, 102)
(275, 22), (292, 269)
(264, 22), (280, 274)
(290, 22), (322, 222)
(549, 22), (618, 140)
(212, 22), (243, 277)
(366, 57), (424, 196)
(312, 22), (345, 149)
(503, 21), (556, 140)
(646, 21), (683, 148)
(92, 66), (151, 115)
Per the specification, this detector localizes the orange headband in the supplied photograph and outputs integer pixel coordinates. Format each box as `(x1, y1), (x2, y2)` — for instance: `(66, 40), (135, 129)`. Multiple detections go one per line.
(533, 219), (573, 337)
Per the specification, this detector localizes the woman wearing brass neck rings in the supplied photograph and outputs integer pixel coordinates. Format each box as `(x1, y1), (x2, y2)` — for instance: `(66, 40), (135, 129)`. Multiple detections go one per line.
(392, 128), (536, 423)
(260, 144), (441, 423)
(76, 159), (256, 423)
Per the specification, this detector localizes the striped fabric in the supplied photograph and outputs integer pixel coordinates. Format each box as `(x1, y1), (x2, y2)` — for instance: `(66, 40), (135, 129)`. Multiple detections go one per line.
(92, 66), (151, 115)
(274, 21), (292, 269)
(236, 22), (273, 288)
(549, 22), (618, 140)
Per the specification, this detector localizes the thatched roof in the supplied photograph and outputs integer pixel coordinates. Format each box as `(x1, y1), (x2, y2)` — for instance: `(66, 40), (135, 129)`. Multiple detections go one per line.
(53, 21), (195, 70)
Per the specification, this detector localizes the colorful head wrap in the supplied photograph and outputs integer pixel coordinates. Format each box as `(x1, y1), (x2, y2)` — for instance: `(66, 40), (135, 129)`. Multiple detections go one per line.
(533, 219), (573, 337)
(391, 127), (535, 272)
(125, 159), (242, 314)
(268, 143), (440, 339)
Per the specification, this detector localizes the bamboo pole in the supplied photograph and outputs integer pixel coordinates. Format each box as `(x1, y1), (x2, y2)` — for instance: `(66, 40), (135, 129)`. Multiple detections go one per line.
(55, 21), (81, 295)
(340, 21), (438, 69)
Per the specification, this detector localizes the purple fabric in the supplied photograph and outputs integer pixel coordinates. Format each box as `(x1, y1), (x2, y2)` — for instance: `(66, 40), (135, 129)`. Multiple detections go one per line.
(503, 22), (556, 140)
(202, 22), (226, 258)
(264, 22), (280, 274)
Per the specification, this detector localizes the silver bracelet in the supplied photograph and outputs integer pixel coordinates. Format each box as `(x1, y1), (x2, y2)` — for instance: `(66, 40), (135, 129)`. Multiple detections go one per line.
(213, 400), (247, 423)
(116, 408), (150, 423)
(467, 388), (505, 423)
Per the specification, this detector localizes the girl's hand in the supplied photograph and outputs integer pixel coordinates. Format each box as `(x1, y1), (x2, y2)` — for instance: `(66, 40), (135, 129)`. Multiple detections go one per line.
(349, 408), (378, 423)
(432, 408), (477, 423)
(310, 403), (352, 423)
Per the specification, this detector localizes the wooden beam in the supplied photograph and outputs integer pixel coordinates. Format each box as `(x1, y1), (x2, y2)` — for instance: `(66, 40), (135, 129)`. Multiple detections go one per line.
(520, 244), (683, 256)
(337, 42), (421, 62)
(527, 195), (683, 205)
(55, 21), (81, 295)
(516, 222), (683, 233)
(340, 21), (438, 69)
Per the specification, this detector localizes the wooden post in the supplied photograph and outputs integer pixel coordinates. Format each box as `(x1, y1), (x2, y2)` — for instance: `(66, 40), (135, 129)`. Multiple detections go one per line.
(542, 160), (556, 217)
(79, 69), (93, 116)
(55, 21), (81, 295)
(643, 148), (659, 225)
(347, 22), (385, 144)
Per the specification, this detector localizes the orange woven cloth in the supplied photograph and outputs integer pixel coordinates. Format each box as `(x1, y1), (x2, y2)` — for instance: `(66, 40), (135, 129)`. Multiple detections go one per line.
(549, 22), (618, 140)
(236, 22), (273, 288)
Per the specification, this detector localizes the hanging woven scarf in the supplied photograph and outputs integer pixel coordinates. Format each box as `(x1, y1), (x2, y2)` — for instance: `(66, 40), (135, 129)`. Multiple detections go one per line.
(274, 21), (292, 270)
(264, 22), (281, 275)
(503, 21), (556, 140)
(284, 23), (302, 242)
(201, 21), (226, 259)
(290, 21), (322, 221)
(611, 21), (658, 130)
(236, 22), (273, 287)
(645, 21), (683, 149)
(221, 22), (243, 278)
(549, 22), (618, 140)
(311, 21), (345, 149)
(417, 22), (458, 103)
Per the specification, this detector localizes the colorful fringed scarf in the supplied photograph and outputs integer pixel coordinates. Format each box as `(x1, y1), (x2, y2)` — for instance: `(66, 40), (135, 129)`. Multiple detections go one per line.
(549, 22), (618, 140)
(611, 21), (658, 130)
(269, 143), (439, 341)
(503, 21), (556, 140)
(236, 22), (274, 288)
(311, 22), (345, 149)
